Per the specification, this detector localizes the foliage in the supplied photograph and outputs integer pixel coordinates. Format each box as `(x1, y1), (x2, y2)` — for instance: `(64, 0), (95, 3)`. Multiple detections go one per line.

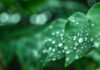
(0, 0), (100, 70)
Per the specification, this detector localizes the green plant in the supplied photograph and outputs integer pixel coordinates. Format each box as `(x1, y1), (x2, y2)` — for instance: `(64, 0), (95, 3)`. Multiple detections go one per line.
(0, 0), (100, 70)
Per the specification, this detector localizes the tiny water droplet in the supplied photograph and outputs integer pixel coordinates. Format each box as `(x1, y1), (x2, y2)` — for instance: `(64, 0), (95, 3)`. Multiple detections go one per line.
(74, 42), (79, 47)
(66, 50), (71, 54)
(58, 43), (63, 47)
(75, 55), (79, 59)
(66, 58), (69, 61)
(52, 40), (56, 44)
(78, 37), (83, 43)
(94, 42), (100, 48)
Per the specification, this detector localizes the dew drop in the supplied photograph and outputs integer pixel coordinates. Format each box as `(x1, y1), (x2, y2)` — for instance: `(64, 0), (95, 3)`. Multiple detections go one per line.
(73, 47), (77, 50)
(56, 31), (59, 34)
(78, 37), (83, 43)
(74, 42), (79, 47)
(94, 42), (100, 48)
(43, 49), (47, 53)
(75, 55), (79, 59)
(73, 36), (77, 40)
(64, 46), (68, 50)
(52, 32), (55, 36)
(90, 38), (94, 42)
(76, 22), (79, 24)
(48, 38), (52, 41)
(52, 49), (55, 52)
(66, 58), (69, 61)
(52, 40), (56, 44)
(58, 43), (63, 47)
(48, 47), (52, 51)
(91, 23), (94, 27)
(66, 50), (71, 54)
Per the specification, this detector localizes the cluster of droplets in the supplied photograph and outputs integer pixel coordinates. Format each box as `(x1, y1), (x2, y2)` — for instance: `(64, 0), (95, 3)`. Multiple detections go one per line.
(68, 16), (79, 25)
(64, 15), (94, 63)
(43, 29), (65, 61)
(41, 19), (67, 61)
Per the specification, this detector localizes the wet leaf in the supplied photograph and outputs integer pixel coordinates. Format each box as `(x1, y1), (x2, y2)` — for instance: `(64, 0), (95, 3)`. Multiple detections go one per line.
(40, 19), (67, 66)
(15, 19), (67, 69)
(87, 2), (100, 48)
(64, 12), (93, 66)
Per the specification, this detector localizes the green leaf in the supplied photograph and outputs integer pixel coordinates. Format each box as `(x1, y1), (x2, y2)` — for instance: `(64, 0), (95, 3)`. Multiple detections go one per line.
(16, 19), (67, 69)
(87, 2), (100, 48)
(87, 49), (100, 63)
(64, 12), (93, 66)
(40, 19), (67, 66)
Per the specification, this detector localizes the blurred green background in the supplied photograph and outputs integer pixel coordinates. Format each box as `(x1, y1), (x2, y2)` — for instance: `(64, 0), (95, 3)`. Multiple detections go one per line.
(0, 0), (100, 70)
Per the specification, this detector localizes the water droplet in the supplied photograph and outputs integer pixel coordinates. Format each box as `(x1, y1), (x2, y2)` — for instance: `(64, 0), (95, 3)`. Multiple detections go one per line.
(75, 55), (79, 59)
(64, 46), (68, 50)
(48, 38), (52, 41)
(73, 36), (77, 40)
(73, 47), (77, 50)
(76, 22), (79, 24)
(85, 37), (88, 41)
(49, 26), (53, 29)
(48, 47), (52, 51)
(61, 37), (63, 40)
(56, 31), (59, 34)
(60, 34), (63, 37)
(74, 42), (79, 47)
(90, 38), (94, 41)
(43, 49), (47, 53)
(76, 50), (80, 52)
(51, 32), (55, 35)
(32, 50), (39, 58)
(94, 42), (100, 48)
(66, 50), (71, 54)
(52, 40), (56, 44)
(58, 43), (63, 47)
(78, 37), (83, 43)
(52, 49), (55, 52)
(66, 57), (69, 61)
